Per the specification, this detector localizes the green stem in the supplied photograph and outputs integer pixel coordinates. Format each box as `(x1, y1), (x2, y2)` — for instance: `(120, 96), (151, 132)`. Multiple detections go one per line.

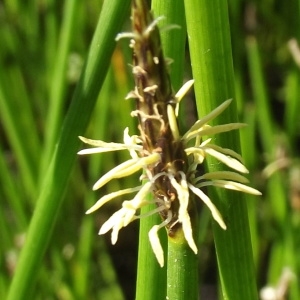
(184, 0), (258, 299)
(167, 221), (198, 300)
(152, 0), (186, 91)
(6, 1), (130, 298)
(135, 202), (167, 300)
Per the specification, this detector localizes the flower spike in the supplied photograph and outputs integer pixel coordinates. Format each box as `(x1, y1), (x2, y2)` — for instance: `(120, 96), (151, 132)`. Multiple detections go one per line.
(78, 0), (261, 267)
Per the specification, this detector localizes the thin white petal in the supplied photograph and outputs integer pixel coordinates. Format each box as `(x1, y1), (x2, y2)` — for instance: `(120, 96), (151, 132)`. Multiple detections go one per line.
(182, 99), (232, 140)
(79, 136), (141, 151)
(175, 80), (194, 116)
(185, 147), (206, 164)
(110, 212), (137, 244)
(184, 123), (246, 142)
(181, 214), (198, 254)
(111, 220), (126, 245)
(99, 210), (125, 236)
(86, 186), (142, 214)
(93, 158), (140, 190)
(167, 105), (180, 140)
(120, 203), (136, 227)
(199, 137), (212, 147)
(123, 127), (142, 159)
(77, 145), (142, 155)
(199, 180), (262, 195)
(129, 181), (153, 207)
(115, 32), (136, 41)
(92, 153), (160, 190)
(188, 184), (227, 230)
(148, 225), (164, 267)
(170, 174), (198, 254)
(121, 182), (153, 225)
(144, 16), (165, 36)
(185, 138), (212, 164)
(175, 80), (195, 102)
(205, 144), (244, 162)
(99, 208), (137, 244)
(78, 148), (117, 155)
(197, 171), (249, 184)
(203, 147), (249, 173)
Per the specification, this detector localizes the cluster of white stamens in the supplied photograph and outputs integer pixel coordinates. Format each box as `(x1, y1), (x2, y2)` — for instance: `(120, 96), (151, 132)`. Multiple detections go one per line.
(78, 87), (261, 266)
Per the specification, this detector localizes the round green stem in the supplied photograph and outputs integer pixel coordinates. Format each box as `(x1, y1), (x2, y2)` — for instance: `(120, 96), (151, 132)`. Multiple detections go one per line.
(167, 227), (198, 300)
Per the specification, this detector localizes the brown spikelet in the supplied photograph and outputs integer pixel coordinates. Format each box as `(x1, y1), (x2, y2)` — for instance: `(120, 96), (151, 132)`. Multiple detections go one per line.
(131, 0), (172, 147)
(129, 0), (189, 232)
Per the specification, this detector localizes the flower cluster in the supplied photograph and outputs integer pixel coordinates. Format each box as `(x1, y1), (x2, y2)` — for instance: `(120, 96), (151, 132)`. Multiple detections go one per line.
(78, 95), (261, 267)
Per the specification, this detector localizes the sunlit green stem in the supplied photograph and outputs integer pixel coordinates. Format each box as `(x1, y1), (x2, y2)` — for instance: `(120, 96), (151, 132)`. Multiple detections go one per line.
(167, 218), (198, 300)
(184, 0), (258, 299)
(136, 202), (167, 300)
(6, 1), (131, 298)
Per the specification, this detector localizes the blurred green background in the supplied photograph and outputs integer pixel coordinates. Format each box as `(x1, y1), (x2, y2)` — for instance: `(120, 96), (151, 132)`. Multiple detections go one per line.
(1, 0), (299, 299)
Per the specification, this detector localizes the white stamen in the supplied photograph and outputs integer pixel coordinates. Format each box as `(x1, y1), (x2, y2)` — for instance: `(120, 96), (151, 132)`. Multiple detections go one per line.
(202, 147), (249, 174)
(184, 123), (246, 142)
(167, 105), (180, 141)
(198, 180), (262, 195)
(86, 186), (142, 214)
(123, 127), (142, 159)
(174, 80), (194, 116)
(93, 153), (160, 190)
(206, 144), (244, 162)
(197, 171), (249, 184)
(115, 32), (137, 41)
(175, 80), (195, 102)
(188, 183), (227, 230)
(144, 16), (165, 36)
(148, 225), (164, 267)
(170, 172), (198, 254)
(182, 99), (232, 140)
(78, 136), (142, 154)
(148, 210), (173, 267)
(99, 209), (137, 239)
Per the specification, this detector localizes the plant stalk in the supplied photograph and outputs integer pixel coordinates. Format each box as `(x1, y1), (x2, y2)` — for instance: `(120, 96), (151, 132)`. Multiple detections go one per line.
(184, 0), (258, 298)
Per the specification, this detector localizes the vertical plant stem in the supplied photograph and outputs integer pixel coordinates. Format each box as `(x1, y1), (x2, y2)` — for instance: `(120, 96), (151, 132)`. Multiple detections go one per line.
(167, 219), (198, 300)
(7, 1), (130, 298)
(151, 3), (199, 298)
(74, 68), (112, 298)
(136, 201), (167, 300)
(184, 0), (258, 299)
(151, 0), (187, 91)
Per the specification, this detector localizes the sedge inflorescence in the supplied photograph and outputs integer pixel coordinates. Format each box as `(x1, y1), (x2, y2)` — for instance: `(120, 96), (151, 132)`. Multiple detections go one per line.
(78, 0), (261, 267)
